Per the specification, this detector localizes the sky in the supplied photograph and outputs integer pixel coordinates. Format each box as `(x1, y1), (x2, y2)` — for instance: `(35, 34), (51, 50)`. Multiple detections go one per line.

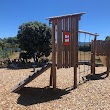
(0, 0), (110, 40)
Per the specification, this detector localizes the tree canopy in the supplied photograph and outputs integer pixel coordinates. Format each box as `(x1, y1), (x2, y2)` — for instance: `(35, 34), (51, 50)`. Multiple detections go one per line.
(0, 37), (19, 58)
(105, 36), (110, 41)
(17, 21), (52, 59)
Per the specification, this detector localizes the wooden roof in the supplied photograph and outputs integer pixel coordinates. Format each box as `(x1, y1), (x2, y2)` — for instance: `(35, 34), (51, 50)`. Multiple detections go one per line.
(46, 12), (85, 20)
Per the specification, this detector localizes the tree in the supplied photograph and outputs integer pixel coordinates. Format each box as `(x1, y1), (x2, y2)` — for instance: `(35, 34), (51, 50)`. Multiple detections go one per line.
(105, 36), (110, 41)
(17, 21), (52, 62)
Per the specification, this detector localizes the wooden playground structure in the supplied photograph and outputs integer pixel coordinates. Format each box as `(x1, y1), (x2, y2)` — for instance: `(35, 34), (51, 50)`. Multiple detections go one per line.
(12, 13), (110, 92)
(94, 40), (110, 76)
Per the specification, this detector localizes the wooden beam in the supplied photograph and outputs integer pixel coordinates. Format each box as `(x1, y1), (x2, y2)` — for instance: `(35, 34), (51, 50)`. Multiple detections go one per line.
(79, 30), (99, 36)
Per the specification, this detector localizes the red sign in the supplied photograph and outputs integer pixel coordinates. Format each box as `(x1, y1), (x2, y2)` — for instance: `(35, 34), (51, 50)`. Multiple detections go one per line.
(64, 32), (70, 45)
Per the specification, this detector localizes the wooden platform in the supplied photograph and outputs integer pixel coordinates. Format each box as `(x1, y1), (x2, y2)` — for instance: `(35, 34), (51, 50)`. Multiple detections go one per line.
(11, 62), (52, 92)
(78, 60), (91, 65)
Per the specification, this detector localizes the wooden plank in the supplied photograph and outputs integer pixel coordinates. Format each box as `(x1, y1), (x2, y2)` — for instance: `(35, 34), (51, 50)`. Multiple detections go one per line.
(91, 40), (93, 74)
(97, 40), (100, 56)
(101, 41), (103, 55)
(57, 18), (62, 68)
(105, 41), (108, 56)
(57, 19), (60, 68)
(12, 62), (52, 92)
(99, 40), (102, 55)
(59, 19), (63, 68)
(62, 18), (65, 68)
(96, 40), (98, 55)
(75, 16), (79, 67)
(103, 41), (106, 55)
(95, 40), (97, 55)
(64, 17), (69, 68)
(73, 17), (77, 67)
(68, 17), (71, 67)
(70, 16), (74, 67)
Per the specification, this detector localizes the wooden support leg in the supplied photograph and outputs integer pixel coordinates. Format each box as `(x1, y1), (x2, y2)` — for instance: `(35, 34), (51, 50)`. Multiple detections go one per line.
(91, 53), (93, 74)
(91, 53), (95, 75)
(51, 20), (56, 89)
(106, 55), (109, 76)
(74, 66), (77, 89)
(52, 66), (56, 89)
(49, 67), (53, 86)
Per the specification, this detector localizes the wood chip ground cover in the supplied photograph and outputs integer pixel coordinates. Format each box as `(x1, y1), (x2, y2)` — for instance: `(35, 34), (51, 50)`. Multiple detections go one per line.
(0, 66), (110, 110)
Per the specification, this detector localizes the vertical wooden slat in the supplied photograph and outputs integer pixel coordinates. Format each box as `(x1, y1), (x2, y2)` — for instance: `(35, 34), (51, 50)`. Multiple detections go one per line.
(62, 18), (65, 68)
(95, 41), (97, 55)
(99, 40), (101, 55)
(103, 41), (106, 55)
(97, 40), (99, 55)
(75, 16), (79, 67)
(101, 41), (103, 55)
(91, 40), (93, 73)
(105, 41), (109, 56)
(70, 16), (74, 67)
(59, 19), (62, 68)
(57, 19), (60, 68)
(57, 18), (62, 68)
(100, 41), (102, 55)
(95, 40), (97, 55)
(64, 17), (69, 68)
(97, 40), (100, 56)
(69, 17), (71, 67)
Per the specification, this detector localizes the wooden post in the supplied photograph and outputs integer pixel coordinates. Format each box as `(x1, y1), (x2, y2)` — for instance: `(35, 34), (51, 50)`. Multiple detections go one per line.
(106, 41), (110, 76)
(73, 16), (78, 89)
(91, 35), (97, 74)
(51, 20), (56, 89)
(106, 55), (109, 76)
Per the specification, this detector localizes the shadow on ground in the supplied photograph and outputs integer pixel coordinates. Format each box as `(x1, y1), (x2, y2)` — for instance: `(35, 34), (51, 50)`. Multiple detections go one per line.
(16, 72), (109, 106)
(16, 87), (70, 106)
(6, 62), (45, 70)
(85, 72), (108, 80)
(78, 72), (109, 86)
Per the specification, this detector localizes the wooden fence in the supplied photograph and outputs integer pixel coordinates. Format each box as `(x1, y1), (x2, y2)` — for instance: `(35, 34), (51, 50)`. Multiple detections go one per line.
(95, 40), (110, 56)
